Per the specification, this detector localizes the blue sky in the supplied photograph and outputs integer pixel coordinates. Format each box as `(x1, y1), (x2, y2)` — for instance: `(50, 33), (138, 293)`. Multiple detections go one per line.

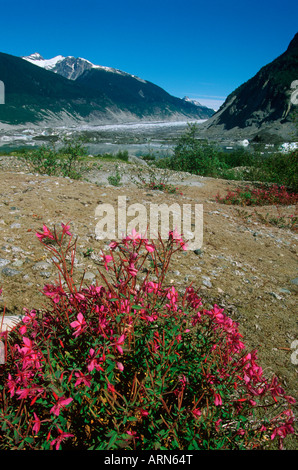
(0, 0), (297, 110)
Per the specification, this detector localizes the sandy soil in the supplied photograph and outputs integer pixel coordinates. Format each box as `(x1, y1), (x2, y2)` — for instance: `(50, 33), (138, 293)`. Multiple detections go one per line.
(0, 155), (297, 416)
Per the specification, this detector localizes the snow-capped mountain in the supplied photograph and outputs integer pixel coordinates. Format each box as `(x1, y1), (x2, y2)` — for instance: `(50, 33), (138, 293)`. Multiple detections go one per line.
(183, 96), (203, 107)
(22, 53), (147, 82)
(0, 50), (214, 128)
(23, 53), (93, 80)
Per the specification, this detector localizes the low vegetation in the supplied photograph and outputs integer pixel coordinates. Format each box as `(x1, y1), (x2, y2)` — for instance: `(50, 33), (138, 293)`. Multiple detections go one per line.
(18, 138), (89, 180)
(129, 165), (183, 194)
(155, 123), (298, 192)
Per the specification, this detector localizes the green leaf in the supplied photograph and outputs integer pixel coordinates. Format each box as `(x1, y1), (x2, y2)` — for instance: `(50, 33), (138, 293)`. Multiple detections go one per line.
(107, 431), (118, 449)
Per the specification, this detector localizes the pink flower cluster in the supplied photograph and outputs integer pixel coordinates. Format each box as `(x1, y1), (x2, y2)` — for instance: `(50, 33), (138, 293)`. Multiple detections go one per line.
(216, 184), (298, 206)
(0, 223), (295, 450)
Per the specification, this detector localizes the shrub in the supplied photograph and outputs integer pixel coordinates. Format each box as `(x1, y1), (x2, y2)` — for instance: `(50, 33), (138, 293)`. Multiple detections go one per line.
(107, 165), (122, 186)
(0, 224), (295, 450)
(254, 210), (298, 232)
(130, 166), (183, 194)
(115, 150), (129, 162)
(258, 150), (298, 193)
(217, 148), (256, 169)
(215, 184), (298, 206)
(19, 138), (88, 179)
(169, 123), (225, 176)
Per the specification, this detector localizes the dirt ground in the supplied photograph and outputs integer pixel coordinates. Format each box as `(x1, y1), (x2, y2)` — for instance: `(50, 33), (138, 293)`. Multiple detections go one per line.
(0, 155), (297, 426)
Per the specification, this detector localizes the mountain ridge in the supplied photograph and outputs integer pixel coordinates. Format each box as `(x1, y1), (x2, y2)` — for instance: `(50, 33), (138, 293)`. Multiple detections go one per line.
(0, 51), (213, 128)
(22, 52), (148, 82)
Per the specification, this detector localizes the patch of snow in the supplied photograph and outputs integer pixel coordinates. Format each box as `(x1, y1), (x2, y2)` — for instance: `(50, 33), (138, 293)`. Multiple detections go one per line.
(183, 96), (202, 106)
(23, 53), (65, 70)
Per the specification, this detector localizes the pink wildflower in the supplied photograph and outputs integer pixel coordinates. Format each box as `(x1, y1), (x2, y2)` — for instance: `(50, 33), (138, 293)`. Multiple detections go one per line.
(128, 228), (142, 245)
(116, 362), (124, 372)
(16, 388), (31, 400)
(43, 284), (64, 304)
(107, 383), (116, 394)
(192, 408), (202, 419)
(127, 430), (139, 439)
(70, 312), (86, 337)
(271, 417), (295, 450)
(87, 348), (104, 372)
(32, 413), (41, 435)
(109, 241), (119, 250)
(74, 292), (85, 301)
(101, 253), (113, 271)
(7, 374), (16, 397)
(169, 229), (188, 250)
(113, 334), (126, 355)
(215, 419), (222, 432)
(22, 309), (37, 323)
(61, 223), (72, 236)
(50, 428), (74, 450)
(127, 262), (138, 276)
(36, 224), (54, 241)
(269, 376), (285, 398)
(19, 324), (27, 335)
(50, 396), (73, 417)
(284, 395), (296, 404)
(145, 242), (155, 252)
(145, 281), (161, 294)
(74, 371), (91, 388)
(214, 393), (222, 406)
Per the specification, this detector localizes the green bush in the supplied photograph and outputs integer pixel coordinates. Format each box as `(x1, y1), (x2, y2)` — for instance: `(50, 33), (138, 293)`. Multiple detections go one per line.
(216, 148), (257, 169)
(107, 165), (122, 186)
(256, 150), (298, 192)
(129, 166), (182, 194)
(115, 150), (129, 162)
(168, 124), (225, 176)
(19, 138), (88, 179)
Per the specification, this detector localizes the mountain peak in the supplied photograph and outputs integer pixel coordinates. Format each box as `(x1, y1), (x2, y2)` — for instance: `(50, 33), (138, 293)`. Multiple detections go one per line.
(23, 52), (44, 61)
(183, 96), (202, 107)
(22, 53), (66, 70)
(21, 53), (147, 81)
